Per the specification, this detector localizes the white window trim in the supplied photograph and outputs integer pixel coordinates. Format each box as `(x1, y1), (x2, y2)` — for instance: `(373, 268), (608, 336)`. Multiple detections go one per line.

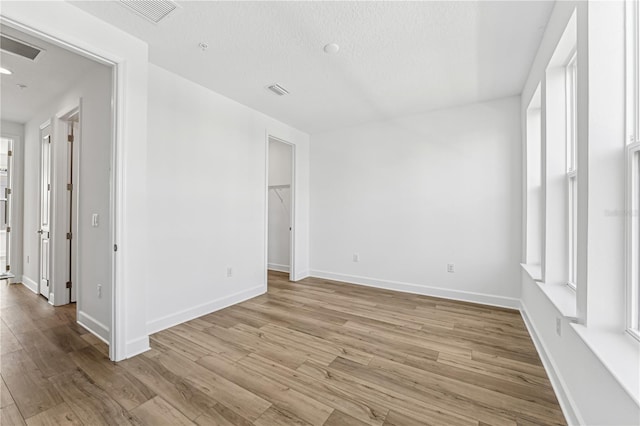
(626, 0), (639, 145)
(567, 170), (578, 291)
(626, 0), (640, 342)
(565, 51), (578, 291)
(626, 142), (640, 341)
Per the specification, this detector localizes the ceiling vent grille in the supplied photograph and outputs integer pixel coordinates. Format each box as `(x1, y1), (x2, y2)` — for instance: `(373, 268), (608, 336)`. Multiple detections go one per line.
(267, 84), (289, 96)
(119, 0), (178, 23)
(0, 35), (42, 61)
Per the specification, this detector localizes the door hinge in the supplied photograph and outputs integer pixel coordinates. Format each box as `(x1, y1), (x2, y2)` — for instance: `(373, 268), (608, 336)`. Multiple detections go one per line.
(5, 188), (10, 196)
(66, 281), (72, 289)
(68, 135), (74, 143)
(114, 244), (118, 252)
(5, 265), (10, 272)
(7, 150), (12, 157)
(66, 232), (72, 240)
(6, 226), (10, 233)
(67, 183), (73, 191)
(47, 136), (51, 144)
(47, 183), (51, 191)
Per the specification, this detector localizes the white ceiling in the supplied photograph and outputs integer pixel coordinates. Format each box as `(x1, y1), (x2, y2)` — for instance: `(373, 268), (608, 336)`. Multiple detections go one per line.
(72, 1), (554, 134)
(0, 24), (107, 124)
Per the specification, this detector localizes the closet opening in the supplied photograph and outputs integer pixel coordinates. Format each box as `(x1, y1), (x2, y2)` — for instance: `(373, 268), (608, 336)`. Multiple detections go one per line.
(266, 136), (295, 282)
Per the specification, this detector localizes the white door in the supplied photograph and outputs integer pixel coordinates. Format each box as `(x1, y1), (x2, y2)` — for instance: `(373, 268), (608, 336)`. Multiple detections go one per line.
(39, 125), (52, 298)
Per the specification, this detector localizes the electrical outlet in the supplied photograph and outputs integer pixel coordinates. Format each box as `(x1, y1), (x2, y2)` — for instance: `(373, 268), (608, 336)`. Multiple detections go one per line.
(556, 317), (562, 336)
(353, 253), (360, 262)
(97, 284), (102, 298)
(447, 263), (455, 273)
(227, 267), (233, 278)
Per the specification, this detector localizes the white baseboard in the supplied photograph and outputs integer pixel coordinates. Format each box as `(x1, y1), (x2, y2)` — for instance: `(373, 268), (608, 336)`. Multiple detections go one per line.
(21, 275), (38, 293)
(520, 302), (582, 426)
(268, 263), (290, 273)
(77, 310), (110, 344)
(126, 336), (150, 359)
(294, 270), (310, 281)
(146, 284), (266, 335)
(309, 270), (520, 310)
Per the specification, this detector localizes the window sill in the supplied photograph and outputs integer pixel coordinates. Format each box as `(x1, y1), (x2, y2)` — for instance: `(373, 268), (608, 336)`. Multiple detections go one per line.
(520, 263), (542, 281)
(535, 281), (577, 320)
(570, 323), (640, 405)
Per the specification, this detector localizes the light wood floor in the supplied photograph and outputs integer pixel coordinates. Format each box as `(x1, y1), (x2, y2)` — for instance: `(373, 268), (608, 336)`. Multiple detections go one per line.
(0, 272), (566, 425)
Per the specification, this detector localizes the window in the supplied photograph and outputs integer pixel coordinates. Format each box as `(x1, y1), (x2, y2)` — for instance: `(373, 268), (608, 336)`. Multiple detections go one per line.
(629, 144), (640, 338)
(566, 52), (578, 290)
(627, 0), (640, 339)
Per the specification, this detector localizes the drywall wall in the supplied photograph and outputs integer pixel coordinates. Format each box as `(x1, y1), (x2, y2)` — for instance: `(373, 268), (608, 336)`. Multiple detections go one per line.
(2, 0), (150, 360)
(310, 96), (522, 308)
(520, 1), (639, 424)
(268, 139), (292, 272)
(0, 120), (24, 283)
(22, 63), (113, 341)
(145, 64), (310, 333)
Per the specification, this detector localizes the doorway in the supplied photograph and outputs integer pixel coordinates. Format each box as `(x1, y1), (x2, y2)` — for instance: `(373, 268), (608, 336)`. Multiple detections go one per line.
(0, 136), (14, 279)
(0, 21), (116, 357)
(267, 137), (295, 281)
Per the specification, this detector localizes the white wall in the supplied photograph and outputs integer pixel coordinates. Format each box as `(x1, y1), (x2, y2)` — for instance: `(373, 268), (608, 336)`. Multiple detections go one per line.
(0, 120), (24, 282)
(268, 139), (292, 272)
(145, 64), (310, 333)
(22, 63), (113, 342)
(521, 1), (640, 424)
(310, 96), (522, 308)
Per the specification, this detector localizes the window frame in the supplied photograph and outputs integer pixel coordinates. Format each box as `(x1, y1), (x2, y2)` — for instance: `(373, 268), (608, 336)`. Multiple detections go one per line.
(626, 0), (640, 341)
(566, 51), (578, 290)
(627, 142), (640, 341)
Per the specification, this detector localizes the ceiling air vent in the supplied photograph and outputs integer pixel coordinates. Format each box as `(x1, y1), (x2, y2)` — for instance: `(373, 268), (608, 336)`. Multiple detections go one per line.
(119, 0), (178, 24)
(0, 35), (43, 61)
(267, 84), (289, 96)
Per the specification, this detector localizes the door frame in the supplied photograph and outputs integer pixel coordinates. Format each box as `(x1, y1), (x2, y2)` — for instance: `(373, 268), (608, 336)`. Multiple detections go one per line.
(0, 134), (17, 282)
(265, 135), (296, 282)
(0, 17), (121, 360)
(51, 105), (80, 306)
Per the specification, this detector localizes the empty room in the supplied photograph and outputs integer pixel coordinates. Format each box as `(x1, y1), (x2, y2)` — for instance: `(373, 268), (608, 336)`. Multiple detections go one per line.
(0, 1), (638, 425)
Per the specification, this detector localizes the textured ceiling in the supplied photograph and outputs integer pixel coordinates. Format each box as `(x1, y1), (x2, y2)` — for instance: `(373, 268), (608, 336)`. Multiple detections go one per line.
(71, 1), (553, 134)
(0, 24), (106, 124)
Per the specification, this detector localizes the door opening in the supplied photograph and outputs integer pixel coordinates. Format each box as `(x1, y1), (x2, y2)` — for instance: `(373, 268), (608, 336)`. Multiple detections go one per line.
(267, 137), (295, 281)
(0, 137), (14, 279)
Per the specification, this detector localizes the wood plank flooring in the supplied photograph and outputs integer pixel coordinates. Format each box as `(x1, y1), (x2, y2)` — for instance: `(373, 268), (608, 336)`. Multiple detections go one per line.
(0, 272), (566, 425)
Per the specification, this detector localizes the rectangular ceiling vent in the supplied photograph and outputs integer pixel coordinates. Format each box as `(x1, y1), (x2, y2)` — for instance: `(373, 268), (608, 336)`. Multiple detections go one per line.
(0, 35), (43, 61)
(119, 0), (178, 24)
(267, 84), (289, 96)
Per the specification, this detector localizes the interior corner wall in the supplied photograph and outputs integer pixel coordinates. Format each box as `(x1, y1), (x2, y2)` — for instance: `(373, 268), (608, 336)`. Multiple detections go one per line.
(310, 95), (522, 308)
(145, 64), (310, 334)
(22, 64), (112, 341)
(1, 120), (25, 283)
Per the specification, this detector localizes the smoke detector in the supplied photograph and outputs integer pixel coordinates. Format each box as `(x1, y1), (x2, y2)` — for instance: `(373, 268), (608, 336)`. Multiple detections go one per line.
(119, 0), (179, 24)
(266, 84), (289, 96)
